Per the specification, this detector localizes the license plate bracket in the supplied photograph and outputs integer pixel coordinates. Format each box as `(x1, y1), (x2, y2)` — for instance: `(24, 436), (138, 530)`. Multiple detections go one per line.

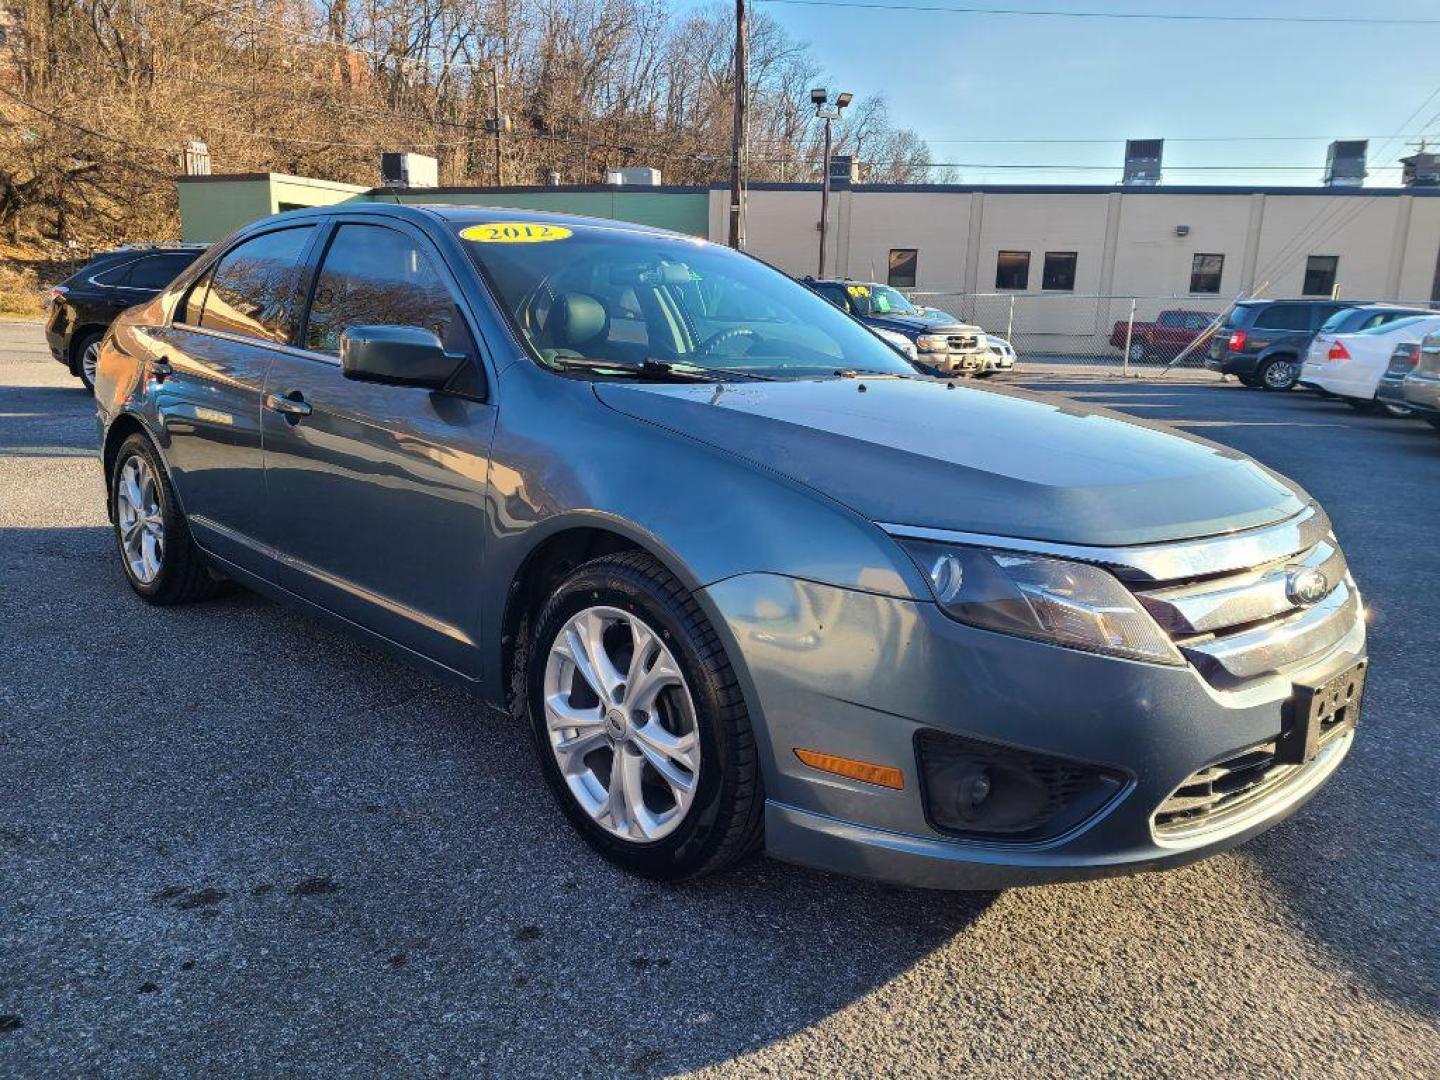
(1278, 660), (1365, 765)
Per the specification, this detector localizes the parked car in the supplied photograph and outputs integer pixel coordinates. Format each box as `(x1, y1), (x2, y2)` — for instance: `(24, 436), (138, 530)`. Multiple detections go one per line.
(1376, 341), (1427, 416)
(45, 245), (205, 391)
(1110, 308), (1215, 363)
(803, 278), (990, 376)
(1205, 299), (1372, 391)
(94, 205), (1365, 889)
(1400, 331), (1440, 430)
(978, 334), (1016, 377)
(1299, 312), (1440, 415)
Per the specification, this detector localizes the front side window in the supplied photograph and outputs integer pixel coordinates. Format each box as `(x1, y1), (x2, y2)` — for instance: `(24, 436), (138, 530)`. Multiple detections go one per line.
(305, 224), (473, 357)
(887, 248), (918, 288)
(459, 223), (915, 379)
(1303, 255), (1339, 297)
(1041, 251), (1077, 291)
(198, 227), (315, 343)
(1190, 253), (1223, 295)
(995, 251), (1030, 290)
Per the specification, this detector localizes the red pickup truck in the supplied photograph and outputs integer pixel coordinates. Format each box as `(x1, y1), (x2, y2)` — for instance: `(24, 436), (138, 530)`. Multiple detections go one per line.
(1110, 308), (1216, 362)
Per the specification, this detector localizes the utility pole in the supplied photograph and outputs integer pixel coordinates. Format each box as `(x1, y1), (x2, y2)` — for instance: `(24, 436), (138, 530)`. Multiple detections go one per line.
(727, 0), (748, 249)
(491, 67), (504, 187)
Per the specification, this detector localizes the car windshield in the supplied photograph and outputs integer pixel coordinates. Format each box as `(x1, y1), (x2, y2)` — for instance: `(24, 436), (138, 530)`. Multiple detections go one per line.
(847, 284), (919, 317)
(458, 221), (917, 380)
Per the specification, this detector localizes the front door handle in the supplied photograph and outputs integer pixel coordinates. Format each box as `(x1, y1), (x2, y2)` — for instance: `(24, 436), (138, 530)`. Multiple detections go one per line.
(264, 390), (313, 421)
(150, 358), (174, 382)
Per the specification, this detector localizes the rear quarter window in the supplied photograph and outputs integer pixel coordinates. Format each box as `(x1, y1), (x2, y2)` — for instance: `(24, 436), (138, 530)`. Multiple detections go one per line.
(1253, 304), (1312, 331)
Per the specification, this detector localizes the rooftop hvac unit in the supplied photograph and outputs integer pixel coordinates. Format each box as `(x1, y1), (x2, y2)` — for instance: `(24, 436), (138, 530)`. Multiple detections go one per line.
(828, 154), (858, 189)
(1123, 139), (1163, 186)
(1324, 140), (1368, 187)
(380, 152), (439, 189)
(604, 167), (662, 186)
(182, 140), (211, 177)
(1401, 151), (1440, 188)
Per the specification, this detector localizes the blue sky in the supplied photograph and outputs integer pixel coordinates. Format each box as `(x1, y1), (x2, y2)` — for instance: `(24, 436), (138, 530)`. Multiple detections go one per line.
(736, 0), (1440, 185)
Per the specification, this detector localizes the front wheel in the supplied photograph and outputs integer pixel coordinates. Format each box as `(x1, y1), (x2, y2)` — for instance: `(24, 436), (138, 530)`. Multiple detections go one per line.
(110, 433), (224, 605)
(524, 552), (764, 881)
(1258, 356), (1299, 391)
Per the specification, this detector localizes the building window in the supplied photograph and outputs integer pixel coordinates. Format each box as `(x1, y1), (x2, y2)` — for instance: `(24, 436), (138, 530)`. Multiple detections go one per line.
(1190, 253), (1224, 294)
(1042, 251), (1077, 291)
(995, 250), (1030, 290)
(887, 248), (918, 288)
(1303, 255), (1339, 297)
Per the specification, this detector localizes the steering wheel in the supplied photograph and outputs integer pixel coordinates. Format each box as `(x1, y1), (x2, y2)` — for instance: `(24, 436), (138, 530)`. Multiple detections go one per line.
(697, 326), (763, 358)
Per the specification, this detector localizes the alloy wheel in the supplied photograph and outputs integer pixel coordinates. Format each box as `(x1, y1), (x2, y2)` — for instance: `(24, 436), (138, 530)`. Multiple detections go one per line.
(542, 605), (700, 842)
(116, 456), (164, 584)
(82, 340), (101, 388)
(1264, 359), (1296, 389)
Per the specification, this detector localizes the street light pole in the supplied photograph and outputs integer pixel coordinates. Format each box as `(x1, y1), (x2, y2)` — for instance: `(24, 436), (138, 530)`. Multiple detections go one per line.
(811, 88), (852, 279)
(818, 113), (832, 277)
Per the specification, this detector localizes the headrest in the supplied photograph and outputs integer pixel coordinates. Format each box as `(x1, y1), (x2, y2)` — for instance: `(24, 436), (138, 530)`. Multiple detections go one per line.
(547, 293), (609, 348)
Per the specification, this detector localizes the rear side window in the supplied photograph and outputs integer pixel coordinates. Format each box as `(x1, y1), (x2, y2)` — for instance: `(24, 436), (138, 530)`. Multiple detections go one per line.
(303, 223), (474, 357)
(1253, 304), (1311, 331)
(128, 254), (197, 290)
(199, 227), (315, 343)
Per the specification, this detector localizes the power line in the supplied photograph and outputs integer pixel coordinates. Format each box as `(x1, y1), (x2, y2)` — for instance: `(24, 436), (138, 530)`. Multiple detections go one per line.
(757, 0), (1440, 25)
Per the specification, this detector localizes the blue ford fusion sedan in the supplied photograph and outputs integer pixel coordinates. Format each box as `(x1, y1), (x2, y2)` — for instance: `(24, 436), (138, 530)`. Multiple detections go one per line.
(92, 205), (1366, 887)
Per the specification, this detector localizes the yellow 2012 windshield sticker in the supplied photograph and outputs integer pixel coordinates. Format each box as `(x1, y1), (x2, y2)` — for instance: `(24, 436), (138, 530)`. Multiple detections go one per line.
(461, 222), (573, 243)
(846, 284), (870, 297)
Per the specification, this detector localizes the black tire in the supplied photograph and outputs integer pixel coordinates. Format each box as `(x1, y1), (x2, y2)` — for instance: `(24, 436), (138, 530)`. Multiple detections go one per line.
(1257, 355), (1299, 391)
(1344, 397), (1377, 413)
(110, 433), (224, 605)
(73, 330), (104, 393)
(524, 551), (764, 881)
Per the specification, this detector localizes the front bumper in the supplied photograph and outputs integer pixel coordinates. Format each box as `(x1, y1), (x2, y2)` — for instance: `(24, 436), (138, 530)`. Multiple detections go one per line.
(701, 572), (1364, 890)
(917, 349), (989, 375)
(1401, 372), (1440, 416)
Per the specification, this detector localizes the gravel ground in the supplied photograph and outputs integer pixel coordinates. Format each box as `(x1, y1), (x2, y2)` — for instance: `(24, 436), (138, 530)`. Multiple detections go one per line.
(2, 320), (1437, 1077)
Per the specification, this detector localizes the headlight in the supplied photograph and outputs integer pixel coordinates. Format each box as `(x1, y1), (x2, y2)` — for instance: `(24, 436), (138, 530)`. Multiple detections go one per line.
(915, 334), (948, 352)
(897, 540), (1183, 665)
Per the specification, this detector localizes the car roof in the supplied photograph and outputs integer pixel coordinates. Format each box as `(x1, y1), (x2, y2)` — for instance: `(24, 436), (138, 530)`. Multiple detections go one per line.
(255, 201), (687, 241)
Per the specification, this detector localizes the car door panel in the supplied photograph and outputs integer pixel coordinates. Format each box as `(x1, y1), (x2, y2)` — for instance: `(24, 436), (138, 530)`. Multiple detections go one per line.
(258, 218), (496, 676)
(146, 225), (320, 569)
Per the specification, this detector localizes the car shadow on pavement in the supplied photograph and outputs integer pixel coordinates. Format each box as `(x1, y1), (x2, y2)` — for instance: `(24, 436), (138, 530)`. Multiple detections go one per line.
(0, 532), (995, 1076)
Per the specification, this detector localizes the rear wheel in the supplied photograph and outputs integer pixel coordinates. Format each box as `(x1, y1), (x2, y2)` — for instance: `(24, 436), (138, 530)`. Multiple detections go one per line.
(74, 330), (103, 393)
(1344, 397), (1377, 413)
(1258, 355), (1299, 391)
(1127, 341), (1148, 362)
(524, 551), (764, 881)
(110, 433), (224, 605)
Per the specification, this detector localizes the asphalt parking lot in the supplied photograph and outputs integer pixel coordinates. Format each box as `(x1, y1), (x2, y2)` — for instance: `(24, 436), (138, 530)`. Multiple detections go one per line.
(2, 320), (1437, 1077)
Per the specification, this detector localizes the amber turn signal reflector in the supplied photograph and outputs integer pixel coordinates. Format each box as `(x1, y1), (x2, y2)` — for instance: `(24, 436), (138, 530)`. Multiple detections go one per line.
(794, 748), (904, 790)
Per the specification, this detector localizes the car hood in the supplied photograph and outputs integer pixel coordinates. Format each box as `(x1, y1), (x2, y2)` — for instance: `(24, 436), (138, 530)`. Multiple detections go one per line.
(865, 309), (978, 335)
(594, 378), (1307, 546)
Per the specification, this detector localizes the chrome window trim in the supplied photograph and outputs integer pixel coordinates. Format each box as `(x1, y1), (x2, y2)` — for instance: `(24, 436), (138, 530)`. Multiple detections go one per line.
(170, 323), (340, 367)
(880, 504), (1325, 584)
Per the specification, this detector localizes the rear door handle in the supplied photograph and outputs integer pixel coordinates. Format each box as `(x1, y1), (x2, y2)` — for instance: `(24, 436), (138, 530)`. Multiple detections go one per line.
(264, 390), (313, 420)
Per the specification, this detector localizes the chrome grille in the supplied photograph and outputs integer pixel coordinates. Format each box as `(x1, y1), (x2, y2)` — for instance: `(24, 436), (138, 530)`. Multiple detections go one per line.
(1129, 509), (1357, 686)
(947, 334), (979, 351)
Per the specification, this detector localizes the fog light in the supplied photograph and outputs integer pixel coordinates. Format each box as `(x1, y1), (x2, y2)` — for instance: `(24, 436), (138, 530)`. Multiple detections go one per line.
(916, 730), (1126, 842)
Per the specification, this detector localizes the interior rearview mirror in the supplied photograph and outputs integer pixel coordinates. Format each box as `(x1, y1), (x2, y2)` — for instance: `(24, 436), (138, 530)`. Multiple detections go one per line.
(339, 325), (462, 390)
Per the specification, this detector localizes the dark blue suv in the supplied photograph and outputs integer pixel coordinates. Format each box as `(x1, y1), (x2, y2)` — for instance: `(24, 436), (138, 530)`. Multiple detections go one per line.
(803, 278), (991, 375)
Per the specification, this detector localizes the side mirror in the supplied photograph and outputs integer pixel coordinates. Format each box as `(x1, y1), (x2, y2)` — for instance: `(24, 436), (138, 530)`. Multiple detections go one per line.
(339, 325), (462, 390)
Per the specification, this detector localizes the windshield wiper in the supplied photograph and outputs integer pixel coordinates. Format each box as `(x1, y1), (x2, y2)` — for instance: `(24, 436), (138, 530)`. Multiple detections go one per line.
(549, 356), (773, 382)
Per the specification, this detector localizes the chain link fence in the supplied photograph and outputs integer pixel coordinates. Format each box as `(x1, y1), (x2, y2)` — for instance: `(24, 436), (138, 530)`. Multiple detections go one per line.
(909, 292), (1237, 374)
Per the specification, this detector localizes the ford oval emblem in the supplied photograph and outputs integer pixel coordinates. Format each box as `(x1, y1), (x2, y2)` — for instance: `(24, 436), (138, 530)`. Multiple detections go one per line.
(1287, 568), (1330, 607)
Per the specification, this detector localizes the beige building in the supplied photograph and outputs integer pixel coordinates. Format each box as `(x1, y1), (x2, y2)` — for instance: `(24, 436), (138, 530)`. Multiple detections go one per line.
(713, 183), (1440, 304)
